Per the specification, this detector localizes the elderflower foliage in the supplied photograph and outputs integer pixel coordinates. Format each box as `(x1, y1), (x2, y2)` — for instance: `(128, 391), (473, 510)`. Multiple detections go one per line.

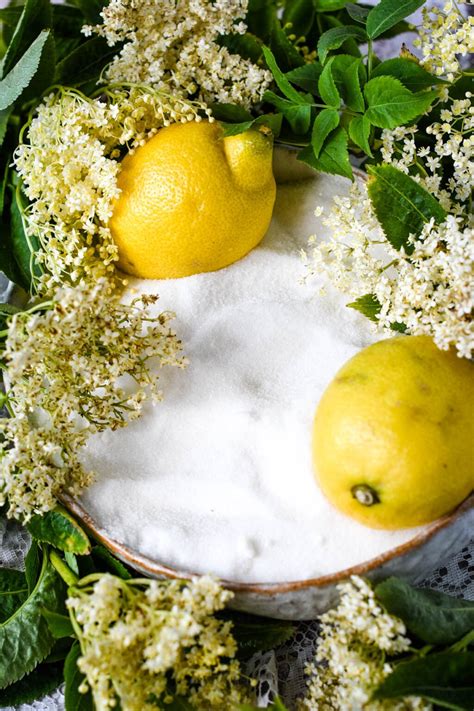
(300, 577), (431, 711)
(67, 574), (249, 710)
(414, 1), (474, 82)
(83, 0), (271, 108)
(14, 86), (210, 294)
(0, 279), (184, 520)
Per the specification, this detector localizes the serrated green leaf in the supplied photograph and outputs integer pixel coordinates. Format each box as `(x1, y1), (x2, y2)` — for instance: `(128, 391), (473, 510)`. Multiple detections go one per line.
(331, 54), (365, 112)
(0, 569), (28, 623)
(55, 37), (117, 85)
(0, 549), (65, 689)
(42, 608), (75, 639)
(27, 506), (91, 555)
(285, 62), (322, 92)
(282, 0), (315, 39)
(299, 126), (352, 179)
(347, 293), (381, 321)
(371, 58), (447, 90)
(375, 578), (474, 646)
(19, 31), (55, 106)
(348, 114), (372, 156)
(317, 25), (367, 64)
(318, 57), (340, 107)
(364, 76), (437, 129)
(366, 0), (424, 39)
(227, 612), (295, 659)
(311, 108), (340, 157)
(0, 0), (52, 78)
(314, 0), (348, 10)
(346, 3), (370, 24)
(64, 641), (93, 711)
(91, 545), (132, 580)
(263, 90), (311, 133)
(372, 652), (474, 709)
(263, 46), (310, 104)
(0, 30), (52, 111)
(0, 661), (63, 707)
(367, 164), (447, 251)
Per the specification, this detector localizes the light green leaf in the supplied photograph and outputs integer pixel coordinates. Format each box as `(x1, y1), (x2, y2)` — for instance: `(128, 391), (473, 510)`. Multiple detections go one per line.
(0, 549), (65, 689)
(0, 0), (51, 78)
(313, 0), (349, 10)
(27, 506), (91, 555)
(0, 570), (28, 623)
(311, 108), (340, 157)
(64, 642), (94, 711)
(318, 57), (340, 107)
(371, 58), (447, 91)
(346, 3), (370, 24)
(367, 164), (447, 251)
(263, 91), (311, 133)
(348, 114), (372, 156)
(285, 62), (322, 93)
(366, 0), (424, 39)
(364, 76), (437, 129)
(298, 127), (352, 180)
(331, 54), (365, 112)
(317, 25), (367, 64)
(263, 46), (311, 104)
(0, 30), (52, 111)
(0, 661), (63, 707)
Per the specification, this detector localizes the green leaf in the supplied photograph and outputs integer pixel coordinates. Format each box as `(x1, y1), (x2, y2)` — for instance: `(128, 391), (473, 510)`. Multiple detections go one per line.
(219, 32), (263, 64)
(285, 62), (322, 92)
(69, 0), (105, 24)
(314, 0), (349, 10)
(0, 108), (12, 149)
(64, 552), (79, 575)
(221, 113), (282, 137)
(9, 176), (41, 291)
(299, 126), (352, 179)
(367, 164), (447, 252)
(27, 506), (91, 555)
(210, 103), (253, 123)
(263, 91), (311, 134)
(373, 652), (474, 709)
(366, 0), (424, 39)
(282, 0), (315, 39)
(228, 612), (295, 659)
(91, 545), (132, 580)
(0, 661), (63, 706)
(348, 114), (372, 156)
(347, 293), (381, 322)
(364, 76), (437, 129)
(0, 0), (52, 77)
(0, 569), (28, 623)
(331, 54), (365, 112)
(371, 58), (447, 91)
(52, 4), (85, 37)
(346, 3), (370, 24)
(375, 578), (474, 646)
(64, 641), (94, 711)
(268, 19), (305, 71)
(311, 108), (340, 157)
(317, 26), (367, 64)
(0, 30), (53, 111)
(42, 608), (75, 639)
(55, 37), (117, 85)
(24, 541), (40, 594)
(0, 549), (65, 689)
(318, 58), (340, 107)
(263, 46), (311, 104)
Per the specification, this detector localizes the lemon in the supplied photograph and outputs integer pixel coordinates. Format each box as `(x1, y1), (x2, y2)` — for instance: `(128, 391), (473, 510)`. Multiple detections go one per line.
(313, 335), (474, 529)
(109, 120), (276, 279)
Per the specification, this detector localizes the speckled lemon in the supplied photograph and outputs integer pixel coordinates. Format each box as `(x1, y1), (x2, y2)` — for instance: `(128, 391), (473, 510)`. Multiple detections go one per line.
(313, 336), (474, 529)
(109, 120), (276, 279)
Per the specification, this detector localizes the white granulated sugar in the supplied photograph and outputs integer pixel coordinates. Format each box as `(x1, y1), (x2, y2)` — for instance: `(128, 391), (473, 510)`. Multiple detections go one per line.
(80, 169), (425, 583)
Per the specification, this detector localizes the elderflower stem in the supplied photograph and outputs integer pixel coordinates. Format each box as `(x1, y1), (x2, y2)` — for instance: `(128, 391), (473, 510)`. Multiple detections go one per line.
(50, 550), (79, 586)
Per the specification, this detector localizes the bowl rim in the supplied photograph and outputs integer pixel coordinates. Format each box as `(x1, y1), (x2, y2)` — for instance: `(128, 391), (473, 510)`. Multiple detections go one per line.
(62, 492), (474, 595)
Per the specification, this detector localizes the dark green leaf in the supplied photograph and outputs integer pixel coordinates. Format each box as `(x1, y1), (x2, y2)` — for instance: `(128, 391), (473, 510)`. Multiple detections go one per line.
(42, 609), (75, 639)
(0, 569), (28, 623)
(263, 91), (311, 133)
(366, 0), (424, 39)
(0, 303), (20, 331)
(373, 652), (474, 709)
(69, 0), (105, 24)
(347, 293), (381, 322)
(227, 612), (295, 659)
(346, 3), (370, 23)
(91, 545), (132, 580)
(367, 164), (447, 251)
(311, 108), (340, 157)
(314, 0), (349, 10)
(269, 20), (305, 71)
(219, 32), (263, 64)
(64, 641), (93, 711)
(52, 4), (85, 37)
(0, 7), (23, 27)
(45, 636), (74, 663)
(0, 549), (65, 689)
(0, 108), (12, 148)
(263, 46), (310, 103)
(317, 26), (367, 64)
(318, 58), (340, 107)
(299, 126), (352, 179)
(331, 54), (365, 112)
(210, 103), (253, 123)
(348, 114), (372, 156)
(24, 541), (40, 594)
(55, 37), (117, 85)
(9, 176), (41, 291)
(282, 0), (315, 39)
(364, 76), (437, 129)
(54, 36), (82, 63)
(27, 506), (91, 555)
(0, 0), (52, 77)
(0, 661), (63, 707)
(371, 58), (447, 91)
(246, 0), (276, 43)
(0, 30), (53, 111)
(376, 578), (474, 646)
(285, 62), (322, 92)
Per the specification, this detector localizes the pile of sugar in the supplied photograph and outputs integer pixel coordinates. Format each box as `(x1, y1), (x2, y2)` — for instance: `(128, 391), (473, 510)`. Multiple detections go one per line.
(80, 171), (424, 583)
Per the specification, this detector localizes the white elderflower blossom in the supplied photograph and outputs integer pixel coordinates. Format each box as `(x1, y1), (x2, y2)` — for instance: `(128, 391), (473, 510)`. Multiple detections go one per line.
(67, 574), (250, 710)
(0, 279), (185, 519)
(299, 577), (432, 711)
(14, 86), (210, 294)
(83, 0), (272, 108)
(414, 1), (474, 81)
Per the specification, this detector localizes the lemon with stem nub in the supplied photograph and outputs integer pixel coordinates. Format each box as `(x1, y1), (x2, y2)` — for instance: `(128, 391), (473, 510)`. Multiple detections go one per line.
(313, 335), (474, 529)
(109, 120), (276, 279)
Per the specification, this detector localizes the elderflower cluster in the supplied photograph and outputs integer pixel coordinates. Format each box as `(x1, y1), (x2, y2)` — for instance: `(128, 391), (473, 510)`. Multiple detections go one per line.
(67, 574), (249, 710)
(83, 0), (271, 108)
(414, 1), (474, 81)
(14, 86), (210, 294)
(0, 279), (184, 520)
(300, 577), (431, 711)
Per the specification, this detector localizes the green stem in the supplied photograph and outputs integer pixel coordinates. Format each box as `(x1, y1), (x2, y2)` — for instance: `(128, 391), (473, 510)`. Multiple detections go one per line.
(50, 550), (79, 586)
(450, 629), (474, 653)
